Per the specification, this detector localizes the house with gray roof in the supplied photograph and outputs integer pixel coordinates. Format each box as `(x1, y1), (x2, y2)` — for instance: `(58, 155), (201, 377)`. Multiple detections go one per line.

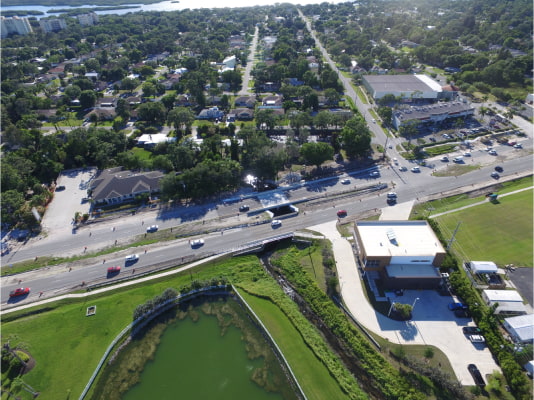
(89, 167), (164, 205)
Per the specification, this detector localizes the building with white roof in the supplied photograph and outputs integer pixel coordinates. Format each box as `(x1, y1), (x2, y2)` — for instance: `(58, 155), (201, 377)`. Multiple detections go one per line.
(136, 133), (176, 149)
(503, 314), (534, 344)
(482, 289), (527, 315)
(470, 261), (499, 274)
(362, 74), (441, 100)
(354, 220), (446, 289)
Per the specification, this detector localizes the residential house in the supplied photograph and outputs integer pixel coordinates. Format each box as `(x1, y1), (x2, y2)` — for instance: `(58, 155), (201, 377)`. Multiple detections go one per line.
(234, 96), (256, 108)
(89, 167), (165, 205)
(232, 108), (254, 120)
(197, 106), (224, 120)
(261, 95), (283, 108)
(86, 108), (117, 121)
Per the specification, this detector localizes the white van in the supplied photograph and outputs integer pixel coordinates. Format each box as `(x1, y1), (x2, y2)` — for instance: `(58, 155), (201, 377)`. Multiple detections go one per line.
(452, 156), (463, 163)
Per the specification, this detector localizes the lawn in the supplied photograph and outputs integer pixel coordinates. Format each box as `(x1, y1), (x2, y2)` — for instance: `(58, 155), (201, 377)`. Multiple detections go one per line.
(434, 189), (533, 266)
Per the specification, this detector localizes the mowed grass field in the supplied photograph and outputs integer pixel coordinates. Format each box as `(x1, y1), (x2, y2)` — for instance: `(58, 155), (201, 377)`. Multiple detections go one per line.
(434, 189), (533, 267)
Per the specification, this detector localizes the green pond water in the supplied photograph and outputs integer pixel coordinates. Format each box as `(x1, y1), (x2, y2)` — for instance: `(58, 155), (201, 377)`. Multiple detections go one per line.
(91, 295), (298, 400)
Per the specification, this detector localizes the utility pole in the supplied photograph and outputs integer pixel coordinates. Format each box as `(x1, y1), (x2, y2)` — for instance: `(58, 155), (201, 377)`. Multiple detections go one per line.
(447, 222), (461, 250)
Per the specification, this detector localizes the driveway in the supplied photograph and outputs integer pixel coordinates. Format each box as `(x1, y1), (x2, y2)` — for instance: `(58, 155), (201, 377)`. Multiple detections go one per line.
(309, 220), (500, 386)
(41, 168), (97, 240)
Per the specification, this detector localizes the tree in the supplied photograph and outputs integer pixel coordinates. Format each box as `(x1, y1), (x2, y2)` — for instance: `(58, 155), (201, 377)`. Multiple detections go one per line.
(1, 190), (25, 226)
(64, 85), (81, 101)
(142, 81), (156, 98)
(167, 107), (195, 136)
(79, 90), (97, 109)
(341, 117), (372, 158)
(300, 142), (334, 169)
(377, 107), (392, 126)
(137, 102), (167, 125)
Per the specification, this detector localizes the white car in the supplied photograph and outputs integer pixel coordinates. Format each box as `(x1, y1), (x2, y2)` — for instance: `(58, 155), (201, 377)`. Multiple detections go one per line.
(393, 157), (398, 165)
(513, 143), (522, 149)
(464, 152), (471, 157)
(340, 178), (351, 184)
(271, 220), (282, 228)
(146, 225), (159, 233)
(191, 239), (204, 247)
(399, 166), (407, 171)
(369, 171), (380, 177)
(387, 192), (397, 199)
(125, 254), (139, 262)
(440, 156), (449, 162)
(411, 166), (420, 173)
(488, 150), (497, 155)
(469, 335), (485, 343)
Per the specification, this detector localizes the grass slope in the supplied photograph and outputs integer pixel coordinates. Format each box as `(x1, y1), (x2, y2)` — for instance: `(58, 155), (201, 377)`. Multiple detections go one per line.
(435, 189), (533, 266)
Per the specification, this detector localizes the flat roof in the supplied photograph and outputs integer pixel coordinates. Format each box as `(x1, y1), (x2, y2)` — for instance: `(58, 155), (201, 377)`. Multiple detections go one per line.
(470, 261), (498, 274)
(483, 289), (523, 302)
(363, 74), (440, 94)
(356, 220), (445, 257)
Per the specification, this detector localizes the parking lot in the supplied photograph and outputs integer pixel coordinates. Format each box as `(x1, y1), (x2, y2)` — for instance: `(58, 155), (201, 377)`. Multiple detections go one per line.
(40, 168), (97, 240)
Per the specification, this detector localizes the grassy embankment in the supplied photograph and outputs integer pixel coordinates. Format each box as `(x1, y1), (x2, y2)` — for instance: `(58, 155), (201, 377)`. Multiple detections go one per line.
(1, 255), (356, 400)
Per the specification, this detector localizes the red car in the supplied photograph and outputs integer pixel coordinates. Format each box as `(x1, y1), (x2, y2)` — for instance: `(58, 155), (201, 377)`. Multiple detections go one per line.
(9, 287), (30, 297)
(107, 266), (121, 274)
(337, 209), (347, 217)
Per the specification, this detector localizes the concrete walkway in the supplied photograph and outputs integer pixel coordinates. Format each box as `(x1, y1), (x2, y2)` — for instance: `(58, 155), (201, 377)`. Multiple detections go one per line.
(308, 220), (500, 386)
(430, 186), (533, 218)
(379, 200), (414, 220)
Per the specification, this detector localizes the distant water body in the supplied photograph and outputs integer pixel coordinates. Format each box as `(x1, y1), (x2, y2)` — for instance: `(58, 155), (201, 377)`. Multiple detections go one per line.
(1, 0), (348, 19)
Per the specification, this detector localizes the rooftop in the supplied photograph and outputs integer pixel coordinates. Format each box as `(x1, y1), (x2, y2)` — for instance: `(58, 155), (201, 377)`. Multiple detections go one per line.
(356, 220), (445, 257)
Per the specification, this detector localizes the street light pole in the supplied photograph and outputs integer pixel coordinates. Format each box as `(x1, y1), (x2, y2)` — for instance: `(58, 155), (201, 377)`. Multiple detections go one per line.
(412, 297), (420, 311)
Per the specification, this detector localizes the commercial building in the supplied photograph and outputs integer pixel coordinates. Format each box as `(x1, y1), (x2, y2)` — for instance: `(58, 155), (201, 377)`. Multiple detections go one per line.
(469, 261), (499, 274)
(362, 74), (442, 101)
(503, 314), (534, 344)
(89, 167), (164, 205)
(1, 16), (33, 38)
(354, 220), (446, 290)
(392, 101), (475, 130)
(39, 18), (67, 33)
(482, 290), (528, 315)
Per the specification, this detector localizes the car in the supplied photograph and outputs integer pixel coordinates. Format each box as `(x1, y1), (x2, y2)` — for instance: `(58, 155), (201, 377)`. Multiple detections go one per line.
(56, 185), (66, 191)
(337, 209), (347, 217)
(454, 309), (471, 318)
(125, 254), (139, 262)
(488, 149), (497, 155)
(371, 118), (376, 123)
(239, 205), (250, 212)
(507, 141), (516, 146)
(107, 266), (121, 274)
(440, 156), (449, 162)
(513, 143), (522, 149)
(146, 225), (159, 233)
(411, 166), (420, 173)
(448, 302), (467, 311)
(191, 239), (205, 247)
(392, 157), (398, 165)
(387, 192), (397, 199)
(491, 172), (500, 179)
(495, 166), (503, 172)
(271, 219), (282, 228)
(340, 178), (351, 184)
(399, 166), (407, 171)
(469, 334), (485, 343)
(464, 152), (471, 157)
(468, 364), (486, 387)
(463, 326), (482, 335)
(9, 287), (30, 297)
(369, 171), (380, 177)
(452, 157), (463, 163)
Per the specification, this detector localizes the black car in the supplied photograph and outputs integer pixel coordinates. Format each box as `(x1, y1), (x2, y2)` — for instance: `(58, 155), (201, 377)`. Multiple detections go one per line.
(468, 364), (485, 387)
(495, 166), (503, 172)
(455, 309), (471, 318)
(56, 185), (66, 191)
(239, 205), (250, 212)
(462, 326), (481, 335)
